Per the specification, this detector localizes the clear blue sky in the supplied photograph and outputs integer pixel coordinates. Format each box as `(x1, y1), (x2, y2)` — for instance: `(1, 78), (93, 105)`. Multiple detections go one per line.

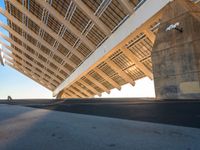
(0, 66), (52, 99)
(0, 1), (155, 99)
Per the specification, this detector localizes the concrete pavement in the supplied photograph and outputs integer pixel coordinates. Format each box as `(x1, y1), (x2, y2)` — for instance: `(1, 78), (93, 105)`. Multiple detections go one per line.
(0, 104), (200, 150)
(24, 99), (200, 128)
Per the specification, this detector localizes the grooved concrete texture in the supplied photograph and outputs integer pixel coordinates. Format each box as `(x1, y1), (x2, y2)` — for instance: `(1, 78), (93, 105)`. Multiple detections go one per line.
(152, 0), (200, 99)
(0, 104), (200, 150)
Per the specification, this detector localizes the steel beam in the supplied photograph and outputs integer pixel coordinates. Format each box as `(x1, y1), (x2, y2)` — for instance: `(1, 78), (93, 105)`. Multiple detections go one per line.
(0, 10), (78, 69)
(0, 23), (68, 77)
(78, 80), (101, 97)
(93, 67), (121, 90)
(6, 62), (53, 90)
(121, 47), (153, 79)
(70, 85), (86, 98)
(53, 0), (170, 96)
(0, 33), (65, 80)
(144, 29), (156, 43)
(2, 43), (60, 85)
(86, 75), (110, 94)
(74, 82), (93, 97)
(65, 90), (78, 98)
(12, 56), (57, 88)
(35, 0), (96, 50)
(106, 60), (135, 86)
(4, 2), (85, 60)
(68, 88), (82, 98)
(118, 0), (134, 15)
(73, 0), (111, 35)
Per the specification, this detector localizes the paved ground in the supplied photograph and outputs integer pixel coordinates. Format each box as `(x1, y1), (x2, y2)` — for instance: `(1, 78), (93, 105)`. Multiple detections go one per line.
(0, 104), (200, 150)
(3, 98), (199, 128)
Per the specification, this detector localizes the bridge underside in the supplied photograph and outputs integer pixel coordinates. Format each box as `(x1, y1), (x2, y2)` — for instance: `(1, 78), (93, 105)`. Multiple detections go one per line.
(0, 0), (200, 99)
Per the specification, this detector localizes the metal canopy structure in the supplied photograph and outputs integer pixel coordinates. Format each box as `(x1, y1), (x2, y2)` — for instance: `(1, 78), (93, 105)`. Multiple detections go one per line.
(0, 44), (5, 66)
(1, 0), (199, 98)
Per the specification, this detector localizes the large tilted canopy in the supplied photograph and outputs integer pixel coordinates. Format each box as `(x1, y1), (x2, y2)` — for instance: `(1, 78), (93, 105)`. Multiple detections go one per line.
(0, 0), (199, 98)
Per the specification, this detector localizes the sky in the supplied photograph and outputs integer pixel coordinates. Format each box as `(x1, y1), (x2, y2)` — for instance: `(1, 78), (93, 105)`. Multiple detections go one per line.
(0, 66), (53, 99)
(97, 77), (155, 98)
(0, 1), (155, 99)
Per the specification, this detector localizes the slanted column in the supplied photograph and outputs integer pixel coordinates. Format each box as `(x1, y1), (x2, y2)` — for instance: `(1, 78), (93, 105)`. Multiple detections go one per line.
(152, 0), (200, 99)
(0, 45), (4, 66)
(56, 90), (65, 99)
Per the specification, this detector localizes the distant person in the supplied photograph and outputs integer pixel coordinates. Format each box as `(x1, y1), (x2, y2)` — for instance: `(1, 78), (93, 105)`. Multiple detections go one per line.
(7, 96), (12, 101)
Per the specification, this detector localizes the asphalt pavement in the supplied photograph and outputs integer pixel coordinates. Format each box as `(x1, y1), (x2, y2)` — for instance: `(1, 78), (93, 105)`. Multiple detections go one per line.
(1, 98), (200, 128)
(1, 104), (200, 150)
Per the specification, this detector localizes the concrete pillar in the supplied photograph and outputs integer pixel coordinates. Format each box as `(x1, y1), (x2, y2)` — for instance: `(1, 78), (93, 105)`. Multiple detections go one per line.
(56, 90), (65, 99)
(152, 0), (200, 99)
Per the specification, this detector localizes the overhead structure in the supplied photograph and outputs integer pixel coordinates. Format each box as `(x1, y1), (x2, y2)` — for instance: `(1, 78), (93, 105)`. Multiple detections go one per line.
(0, 44), (5, 66)
(0, 0), (200, 98)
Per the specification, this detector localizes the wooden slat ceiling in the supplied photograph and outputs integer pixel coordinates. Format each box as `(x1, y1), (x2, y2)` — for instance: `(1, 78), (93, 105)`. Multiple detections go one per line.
(2, 0), (197, 98)
(0, 0), (158, 97)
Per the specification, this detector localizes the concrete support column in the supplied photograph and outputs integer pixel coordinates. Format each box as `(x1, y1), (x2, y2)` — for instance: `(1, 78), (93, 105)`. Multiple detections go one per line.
(152, 0), (200, 99)
(56, 90), (65, 99)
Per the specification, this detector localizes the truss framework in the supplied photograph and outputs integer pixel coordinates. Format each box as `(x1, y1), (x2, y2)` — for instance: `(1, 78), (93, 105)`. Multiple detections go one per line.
(2, 0), (198, 98)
